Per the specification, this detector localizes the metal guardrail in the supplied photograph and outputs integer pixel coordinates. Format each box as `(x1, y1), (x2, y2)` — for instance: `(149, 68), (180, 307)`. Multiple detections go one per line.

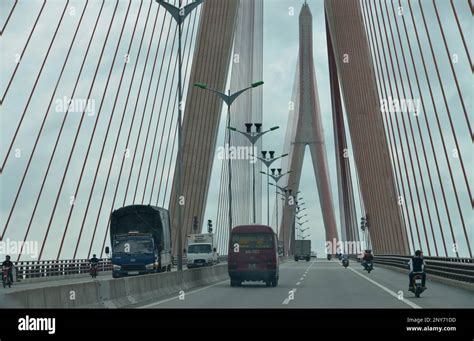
(10, 256), (229, 280)
(12, 259), (112, 280)
(350, 254), (474, 283)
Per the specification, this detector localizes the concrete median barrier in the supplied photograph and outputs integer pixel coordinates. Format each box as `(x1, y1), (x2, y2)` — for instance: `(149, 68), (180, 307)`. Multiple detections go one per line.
(0, 264), (228, 308)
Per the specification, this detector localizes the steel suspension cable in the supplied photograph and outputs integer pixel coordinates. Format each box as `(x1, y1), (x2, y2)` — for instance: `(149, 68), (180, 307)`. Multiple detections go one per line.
(376, 0), (431, 254)
(407, 0), (470, 257)
(56, 1), (134, 259)
(37, 1), (122, 260)
(450, 0), (473, 73)
(399, 0), (459, 257)
(1, 0), (65, 172)
(417, 1), (472, 205)
(0, 0), (89, 239)
(0, 0), (45, 107)
(140, 0), (179, 204)
(87, 1), (154, 258)
(365, 0), (413, 252)
(81, 1), (159, 259)
(387, 0), (447, 256)
(8, 1), (107, 260)
(72, 0), (138, 259)
(0, 0), (18, 35)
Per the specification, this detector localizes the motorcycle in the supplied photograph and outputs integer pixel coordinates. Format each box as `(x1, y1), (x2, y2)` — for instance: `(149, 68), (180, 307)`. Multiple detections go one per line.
(342, 258), (349, 268)
(410, 272), (425, 298)
(364, 261), (373, 273)
(90, 263), (98, 279)
(2, 266), (12, 288)
(327, 254), (332, 261)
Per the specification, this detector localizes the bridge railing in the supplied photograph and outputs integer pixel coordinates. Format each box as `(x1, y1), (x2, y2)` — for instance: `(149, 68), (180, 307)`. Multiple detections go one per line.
(351, 254), (474, 283)
(13, 259), (112, 280)
(11, 256), (229, 280)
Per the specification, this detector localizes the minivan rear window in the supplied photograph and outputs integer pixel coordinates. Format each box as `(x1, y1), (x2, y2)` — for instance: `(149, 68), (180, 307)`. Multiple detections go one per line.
(232, 233), (273, 249)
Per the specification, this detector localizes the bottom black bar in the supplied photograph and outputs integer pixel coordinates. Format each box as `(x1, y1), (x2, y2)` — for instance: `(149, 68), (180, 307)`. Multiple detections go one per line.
(0, 309), (472, 337)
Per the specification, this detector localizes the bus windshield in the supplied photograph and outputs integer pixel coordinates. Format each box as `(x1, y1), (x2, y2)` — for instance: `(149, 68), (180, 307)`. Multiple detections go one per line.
(232, 233), (274, 250)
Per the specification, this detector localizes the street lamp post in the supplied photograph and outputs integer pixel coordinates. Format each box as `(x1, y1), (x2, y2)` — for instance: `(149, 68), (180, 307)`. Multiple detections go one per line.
(296, 213), (308, 221)
(265, 170), (292, 235)
(298, 226), (309, 238)
(254, 152), (288, 226)
(229, 124), (279, 223)
(271, 184), (299, 255)
(156, 0), (204, 271)
(194, 81), (263, 236)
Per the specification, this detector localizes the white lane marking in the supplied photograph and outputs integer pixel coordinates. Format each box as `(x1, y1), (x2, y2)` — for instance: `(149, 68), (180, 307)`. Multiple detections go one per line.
(282, 262), (314, 305)
(138, 279), (229, 308)
(348, 268), (421, 309)
(282, 288), (297, 305)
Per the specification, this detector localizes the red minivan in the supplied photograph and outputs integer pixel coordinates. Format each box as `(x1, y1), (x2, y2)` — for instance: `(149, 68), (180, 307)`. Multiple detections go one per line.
(228, 225), (279, 287)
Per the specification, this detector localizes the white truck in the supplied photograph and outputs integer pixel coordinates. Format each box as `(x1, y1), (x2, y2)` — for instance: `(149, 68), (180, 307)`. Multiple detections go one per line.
(185, 233), (218, 268)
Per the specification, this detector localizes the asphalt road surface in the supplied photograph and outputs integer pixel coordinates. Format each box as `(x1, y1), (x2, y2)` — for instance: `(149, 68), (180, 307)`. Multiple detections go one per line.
(138, 259), (474, 309)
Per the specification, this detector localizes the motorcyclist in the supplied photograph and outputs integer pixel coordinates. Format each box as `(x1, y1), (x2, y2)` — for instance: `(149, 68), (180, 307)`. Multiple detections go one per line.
(1, 255), (14, 284)
(408, 250), (426, 291)
(361, 250), (374, 270)
(341, 253), (349, 266)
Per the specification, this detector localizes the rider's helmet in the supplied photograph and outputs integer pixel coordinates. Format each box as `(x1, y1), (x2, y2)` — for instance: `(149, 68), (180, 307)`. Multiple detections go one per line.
(415, 250), (423, 257)
(93, 254), (97, 258)
(5, 255), (10, 261)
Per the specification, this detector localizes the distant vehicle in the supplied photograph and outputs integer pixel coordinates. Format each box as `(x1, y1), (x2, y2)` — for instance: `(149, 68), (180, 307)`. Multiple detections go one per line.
(342, 258), (349, 268)
(294, 240), (311, 261)
(185, 233), (218, 268)
(108, 205), (172, 278)
(228, 225), (279, 287)
(310, 251), (317, 258)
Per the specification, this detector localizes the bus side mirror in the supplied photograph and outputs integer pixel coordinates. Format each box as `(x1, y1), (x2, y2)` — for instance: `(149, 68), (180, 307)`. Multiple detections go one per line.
(183, 249), (186, 254)
(105, 247), (110, 255)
